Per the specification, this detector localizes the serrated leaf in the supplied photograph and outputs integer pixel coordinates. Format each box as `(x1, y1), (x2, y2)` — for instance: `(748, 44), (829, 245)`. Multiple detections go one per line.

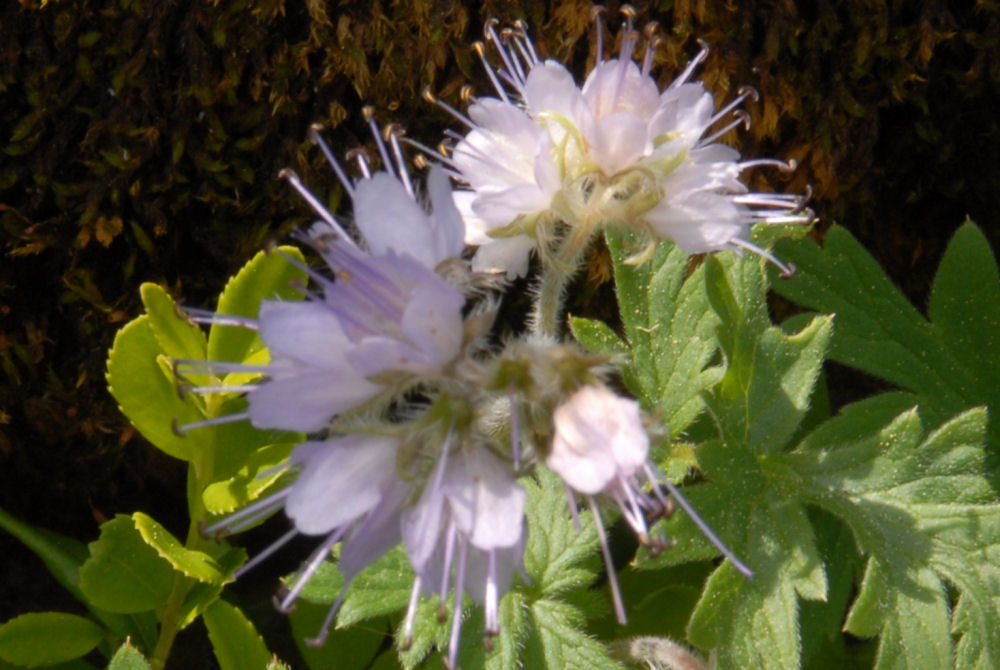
(132, 512), (225, 584)
(522, 468), (600, 597)
(107, 640), (151, 670)
(79, 515), (175, 613)
(139, 283), (207, 361)
(0, 613), (104, 668)
(568, 316), (625, 356)
(208, 247), (306, 363)
(774, 222), (1000, 452)
(106, 316), (203, 461)
(525, 598), (623, 669)
(605, 230), (723, 434)
(781, 407), (999, 670)
(203, 600), (274, 670)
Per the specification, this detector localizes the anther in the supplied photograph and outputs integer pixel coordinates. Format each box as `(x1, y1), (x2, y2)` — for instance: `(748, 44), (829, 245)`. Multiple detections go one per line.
(173, 301), (197, 327)
(642, 20), (659, 39)
(483, 17), (500, 40)
(422, 86), (438, 103)
(738, 85), (760, 103)
(413, 154), (428, 169)
(171, 417), (186, 437)
(361, 105), (376, 123)
(620, 4), (637, 21)
(589, 5), (607, 21)
(272, 593), (295, 614)
(460, 85), (474, 103)
(436, 602), (448, 623)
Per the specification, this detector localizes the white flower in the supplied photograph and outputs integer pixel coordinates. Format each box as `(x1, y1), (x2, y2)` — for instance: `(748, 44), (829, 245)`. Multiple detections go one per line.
(435, 16), (811, 277)
(549, 385), (752, 624)
(401, 442), (526, 668)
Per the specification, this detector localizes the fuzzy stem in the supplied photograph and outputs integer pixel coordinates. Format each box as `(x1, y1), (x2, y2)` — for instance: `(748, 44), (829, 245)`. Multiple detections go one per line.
(530, 212), (597, 338)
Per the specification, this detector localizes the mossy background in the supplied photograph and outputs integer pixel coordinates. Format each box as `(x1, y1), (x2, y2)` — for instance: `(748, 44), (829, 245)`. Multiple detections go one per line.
(1, 0), (998, 665)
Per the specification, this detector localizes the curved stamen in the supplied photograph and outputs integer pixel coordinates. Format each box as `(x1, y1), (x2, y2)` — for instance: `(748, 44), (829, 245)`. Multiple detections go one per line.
(485, 19), (524, 91)
(591, 6), (608, 63)
(202, 487), (292, 536)
(401, 576), (422, 650)
(701, 109), (750, 145)
(177, 307), (260, 330)
(641, 33), (661, 78)
(384, 124), (415, 197)
(739, 157), (798, 173)
(668, 38), (709, 89)
(306, 578), (351, 647)
(347, 147), (372, 179)
(277, 526), (348, 612)
(708, 86), (758, 129)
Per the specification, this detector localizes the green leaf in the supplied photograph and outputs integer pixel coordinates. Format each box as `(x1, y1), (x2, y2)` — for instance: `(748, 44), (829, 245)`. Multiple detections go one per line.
(79, 515), (176, 614)
(208, 246), (306, 363)
(203, 601), (274, 670)
(604, 230), (723, 434)
(106, 316), (203, 461)
(107, 640), (151, 670)
(139, 283), (206, 362)
(0, 507), (89, 611)
(567, 316), (625, 357)
(202, 442), (296, 514)
(524, 598), (623, 669)
(773, 221), (1000, 455)
(0, 613), (104, 668)
(132, 512), (226, 584)
(780, 407), (999, 670)
(287, 602), (385, 670)
(0, 508), (138, 643)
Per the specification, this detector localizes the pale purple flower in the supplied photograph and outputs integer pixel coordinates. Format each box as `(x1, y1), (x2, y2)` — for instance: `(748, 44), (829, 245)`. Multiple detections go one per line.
(430, 14), (812, 277)
(174, 123), (469, 436)
(401, 441), (526, 668)
(203, 435), (410, 645)
(549, 386), (752, 624)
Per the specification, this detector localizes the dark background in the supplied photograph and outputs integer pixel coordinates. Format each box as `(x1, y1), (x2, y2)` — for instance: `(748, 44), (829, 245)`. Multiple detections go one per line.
(1, 0), (997, 664)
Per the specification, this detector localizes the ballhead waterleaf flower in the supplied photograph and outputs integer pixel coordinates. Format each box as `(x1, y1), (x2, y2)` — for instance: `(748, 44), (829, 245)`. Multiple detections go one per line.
(549, 385), (751, 624)
(430, 12), (812, 278)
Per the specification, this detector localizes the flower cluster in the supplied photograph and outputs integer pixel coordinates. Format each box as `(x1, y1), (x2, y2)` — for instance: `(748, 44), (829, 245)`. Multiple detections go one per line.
(174, 10), (810, 667)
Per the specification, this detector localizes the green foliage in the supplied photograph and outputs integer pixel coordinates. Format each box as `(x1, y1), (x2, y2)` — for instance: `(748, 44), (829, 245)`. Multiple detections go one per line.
(202, 601), (275, 670)
(0, 613), (104, 668)
(106, 641), (151, 670)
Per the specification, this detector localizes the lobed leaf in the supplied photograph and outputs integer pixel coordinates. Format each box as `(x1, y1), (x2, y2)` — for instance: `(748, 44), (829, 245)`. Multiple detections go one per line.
(202, 600), (274, 670)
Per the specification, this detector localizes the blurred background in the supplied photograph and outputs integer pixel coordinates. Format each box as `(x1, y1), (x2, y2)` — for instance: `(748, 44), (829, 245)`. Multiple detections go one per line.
(1, 0), (997, 664)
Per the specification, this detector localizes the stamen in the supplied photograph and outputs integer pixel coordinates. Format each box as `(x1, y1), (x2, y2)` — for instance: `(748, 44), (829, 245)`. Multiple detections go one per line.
(401, 576), (422, 650)
(612, 30), (640, 108)
(278, 527), (348, 613)
(233, 528), (298, 577)
(280, 169), (359, 249)
(484, 19), (524, 91)
(563, 481), (582, 530)
(362, 106), (395, 177)
(402, 135), (459, 170)
(308, 124), (356, 199)
(438, 522), (459, 605)
(306, 579), (351, 647)
(589, 496), (627, 625)
(384, 125), (415, 197)
(700, 110), (750, 145)
(507, 29), (537, 73)
(473, 41), (510, 104)
(708, 86), (758, 129)
(500, 28), (528, 85)
(347, 148), (372, 179)
(513, 20), (539, 65)
(176, 307), (260, 330)
(657, 475), (754, 578)
(739, 157), (797, 173)
(484, 549), (499, 634)
(446, 536), (469, 670)
(669, 38), (709, 89)
(202, 487), (291, 536)
(641, 34), (660, 78)
(423, 87), (476, 129)
(173, 411), (250, 436)
(181, 383), (259, 395)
